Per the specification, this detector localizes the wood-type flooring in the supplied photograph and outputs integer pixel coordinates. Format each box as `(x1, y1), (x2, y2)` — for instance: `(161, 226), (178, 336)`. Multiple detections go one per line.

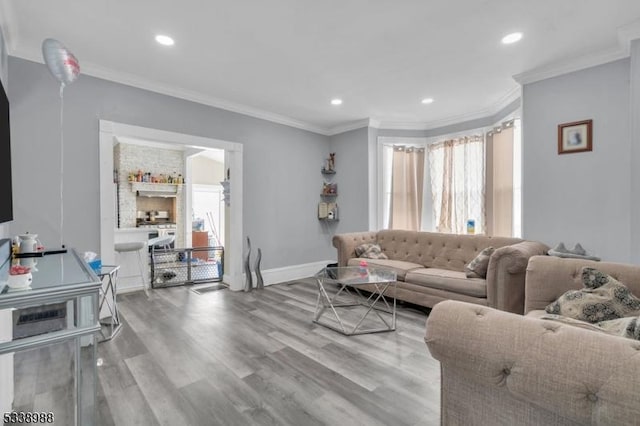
(16, 278), (442, 425)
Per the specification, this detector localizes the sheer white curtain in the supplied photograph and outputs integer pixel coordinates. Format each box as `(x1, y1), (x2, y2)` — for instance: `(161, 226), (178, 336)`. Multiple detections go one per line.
(428, 136), (485, 234)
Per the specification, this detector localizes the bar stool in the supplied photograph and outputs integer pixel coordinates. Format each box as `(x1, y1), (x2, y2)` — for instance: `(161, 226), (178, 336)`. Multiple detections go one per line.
(114, 241), (147, 293)
(148, 235), (175, 251)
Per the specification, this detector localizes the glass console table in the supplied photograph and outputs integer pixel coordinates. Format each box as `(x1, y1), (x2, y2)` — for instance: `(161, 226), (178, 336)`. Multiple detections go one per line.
(314, 266), (397, 335)
(0, 246), (101, 425)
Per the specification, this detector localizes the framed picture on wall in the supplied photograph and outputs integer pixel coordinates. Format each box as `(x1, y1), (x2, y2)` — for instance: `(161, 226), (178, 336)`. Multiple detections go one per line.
(558, 119), (592, 154)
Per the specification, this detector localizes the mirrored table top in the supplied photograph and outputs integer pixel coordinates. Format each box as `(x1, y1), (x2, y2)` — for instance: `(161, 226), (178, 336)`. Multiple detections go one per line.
(0, 250), (100, 303)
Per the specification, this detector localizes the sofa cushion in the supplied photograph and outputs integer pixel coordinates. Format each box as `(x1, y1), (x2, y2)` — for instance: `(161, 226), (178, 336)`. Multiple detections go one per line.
(545, 267), (640, 322)
(465, 247), (495, 278)
(354, 243), (388, 259)
(405, 268), (486, 298)
(346, 258), (421, 280)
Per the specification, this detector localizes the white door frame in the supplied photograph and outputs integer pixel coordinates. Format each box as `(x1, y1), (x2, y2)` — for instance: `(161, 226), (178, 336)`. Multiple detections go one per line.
(98, 120), (244, 291)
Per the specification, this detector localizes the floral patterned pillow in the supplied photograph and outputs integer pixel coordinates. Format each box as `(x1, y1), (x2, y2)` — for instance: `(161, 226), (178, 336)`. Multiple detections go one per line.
(545, 268), (640, 323)
(542, 314), (640, 340)
(465, 247), (495, 279)
(354, 243), (388, 260)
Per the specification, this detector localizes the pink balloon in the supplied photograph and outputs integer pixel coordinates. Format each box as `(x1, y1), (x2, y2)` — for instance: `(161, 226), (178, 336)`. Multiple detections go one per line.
(41, 38), (80, 87)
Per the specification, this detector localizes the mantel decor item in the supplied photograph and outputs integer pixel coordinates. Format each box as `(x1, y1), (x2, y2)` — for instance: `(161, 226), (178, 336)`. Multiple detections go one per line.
(558, 119), (592, 155)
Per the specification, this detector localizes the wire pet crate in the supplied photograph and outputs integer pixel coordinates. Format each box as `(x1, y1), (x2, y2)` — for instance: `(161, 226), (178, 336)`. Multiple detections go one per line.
(150, 246), (224, 288)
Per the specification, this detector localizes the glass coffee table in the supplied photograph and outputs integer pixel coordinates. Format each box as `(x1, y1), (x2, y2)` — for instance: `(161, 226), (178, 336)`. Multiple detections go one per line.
(313, 266), (397, 335)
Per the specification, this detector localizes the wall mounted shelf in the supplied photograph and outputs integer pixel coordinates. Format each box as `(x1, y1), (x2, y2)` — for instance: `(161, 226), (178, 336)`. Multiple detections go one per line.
(318, 157), (338, 222)
(130, 182), (183, 194)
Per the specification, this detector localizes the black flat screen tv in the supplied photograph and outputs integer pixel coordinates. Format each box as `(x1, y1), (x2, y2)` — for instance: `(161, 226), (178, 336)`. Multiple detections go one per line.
(0, 77), (12, 223)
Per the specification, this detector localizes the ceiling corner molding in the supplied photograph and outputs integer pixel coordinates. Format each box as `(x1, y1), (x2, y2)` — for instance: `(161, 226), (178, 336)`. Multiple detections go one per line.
(374, 86), (521, 131)
(368, 118), (381, 129)
(618, 19), (640, 55)
(326, 119), (371, 136)
(513, 47), (627, 85)
(489, 86), (521, 115)
(10, 46), (333, 136)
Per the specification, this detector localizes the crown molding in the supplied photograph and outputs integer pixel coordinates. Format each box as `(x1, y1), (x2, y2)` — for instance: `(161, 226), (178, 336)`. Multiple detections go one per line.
(10, 45), (333, 136)
(513, 47), (627, 85)
(618, 19), (640, 55)
(371, 86), (521, 131)
(326, 119), (371, 136)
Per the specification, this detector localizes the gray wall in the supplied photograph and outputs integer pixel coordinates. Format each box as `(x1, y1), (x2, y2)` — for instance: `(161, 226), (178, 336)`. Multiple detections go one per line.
(522, 59), (631, 262)
(328, 127), (370, 234)
(8, 57), (333, 269)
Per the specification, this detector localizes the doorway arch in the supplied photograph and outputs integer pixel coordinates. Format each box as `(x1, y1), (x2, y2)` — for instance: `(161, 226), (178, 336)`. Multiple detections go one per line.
(99, 120), (244, 291)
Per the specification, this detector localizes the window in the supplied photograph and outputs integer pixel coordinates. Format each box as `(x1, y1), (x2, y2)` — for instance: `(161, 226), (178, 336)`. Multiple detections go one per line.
(378, 117), (520, 236)
(428, 135), (485, 234)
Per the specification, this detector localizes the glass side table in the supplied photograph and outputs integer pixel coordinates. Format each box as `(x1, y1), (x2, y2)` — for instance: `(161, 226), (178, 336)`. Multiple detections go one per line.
(96, 265), (123, 342)
(314, 266), (397, 335)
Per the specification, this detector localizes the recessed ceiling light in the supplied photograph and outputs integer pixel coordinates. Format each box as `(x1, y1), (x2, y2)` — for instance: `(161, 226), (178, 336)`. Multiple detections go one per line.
(421, 98), (434, 105)
(331, 99), (343, 106)
(155, 35), (175, 46)
(501, 32), (523, 45)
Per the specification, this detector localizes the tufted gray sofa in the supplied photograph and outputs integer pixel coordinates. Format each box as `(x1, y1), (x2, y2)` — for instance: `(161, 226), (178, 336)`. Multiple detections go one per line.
(425, 256), (640, 425)
(333, 230), (548, 314)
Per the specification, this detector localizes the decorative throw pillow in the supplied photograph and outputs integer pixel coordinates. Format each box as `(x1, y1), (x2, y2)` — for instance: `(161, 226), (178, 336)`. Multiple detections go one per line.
(465, 247), (495, 279)
(545, 268), (640, 323)
(597, 316), (640, 340)
(354, 243), (388, 260)
(542, 314), (640, 341)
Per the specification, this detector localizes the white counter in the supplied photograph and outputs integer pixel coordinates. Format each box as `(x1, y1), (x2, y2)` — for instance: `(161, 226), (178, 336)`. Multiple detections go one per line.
(115, 227), (156, 234)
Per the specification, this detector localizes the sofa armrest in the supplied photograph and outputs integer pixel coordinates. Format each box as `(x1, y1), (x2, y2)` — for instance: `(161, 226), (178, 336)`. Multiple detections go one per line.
(485, 241), (549, 314)
(524, 255), (640, 314)
(425, 300), (640, 426)
(332, 232), (378, 267)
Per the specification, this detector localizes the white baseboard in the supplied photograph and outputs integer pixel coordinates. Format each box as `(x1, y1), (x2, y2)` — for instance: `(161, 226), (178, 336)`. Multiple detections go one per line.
(258, 260), (334, 286)
(115, 260), (335, 294)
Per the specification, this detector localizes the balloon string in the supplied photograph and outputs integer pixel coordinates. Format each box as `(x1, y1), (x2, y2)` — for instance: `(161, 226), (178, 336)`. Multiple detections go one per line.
(59, 83), (64, 248)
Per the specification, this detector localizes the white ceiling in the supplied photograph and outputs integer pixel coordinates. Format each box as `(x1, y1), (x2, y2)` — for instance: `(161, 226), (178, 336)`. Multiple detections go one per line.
(2, 1), (640, 135)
